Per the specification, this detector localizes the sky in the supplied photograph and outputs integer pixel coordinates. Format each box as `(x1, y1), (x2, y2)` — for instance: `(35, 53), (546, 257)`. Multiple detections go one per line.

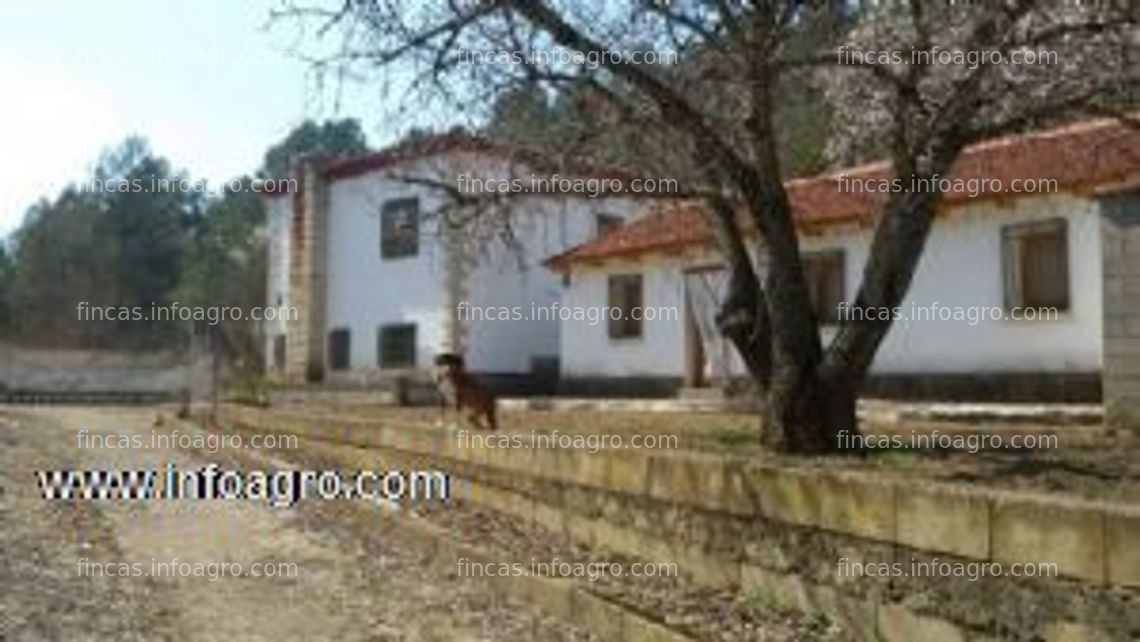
(0, 1), (425, 238)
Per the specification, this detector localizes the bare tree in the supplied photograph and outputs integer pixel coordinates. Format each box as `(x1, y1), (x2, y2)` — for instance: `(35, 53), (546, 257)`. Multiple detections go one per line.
(278, 0), (1139, 453)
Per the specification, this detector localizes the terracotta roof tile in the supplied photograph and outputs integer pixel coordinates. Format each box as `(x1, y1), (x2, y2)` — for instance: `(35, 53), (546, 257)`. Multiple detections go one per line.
(547, 118), (1140, 268)
(266, 130), (644, 196)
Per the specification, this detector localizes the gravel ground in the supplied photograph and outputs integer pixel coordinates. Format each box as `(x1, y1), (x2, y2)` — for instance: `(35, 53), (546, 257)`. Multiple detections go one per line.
(0, 405), (594, 642)
(0, 412), (177, 642)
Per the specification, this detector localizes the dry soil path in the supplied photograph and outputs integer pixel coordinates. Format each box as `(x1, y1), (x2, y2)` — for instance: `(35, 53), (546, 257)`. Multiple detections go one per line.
(0, 405), (591, 642)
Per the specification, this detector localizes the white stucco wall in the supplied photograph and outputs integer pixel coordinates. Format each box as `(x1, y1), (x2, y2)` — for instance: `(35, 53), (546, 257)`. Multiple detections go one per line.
(265, 151), (644, 378)
(560, 193), (1104, 378)
(560, 258), (689, 377)
(322, 158), (450, 374)
(463, 195), (641, 374)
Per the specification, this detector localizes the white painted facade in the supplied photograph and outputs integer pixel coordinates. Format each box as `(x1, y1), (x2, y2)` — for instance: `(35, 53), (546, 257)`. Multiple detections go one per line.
(560, 193), (1104, 380)
(264, 151), (640, 378)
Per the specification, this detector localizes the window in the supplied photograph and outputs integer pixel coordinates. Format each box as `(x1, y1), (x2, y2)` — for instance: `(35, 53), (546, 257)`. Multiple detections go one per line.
(802, 250), (845, 325)
(381, 198), (420, 259)
(273, 335), (286, 371)
(328, 329), (351, 371)
(378, 324), (417, 368)
(595, 213), (623, 239)
(1003, 218), (1069, 311)
(607, 274), (643, 339)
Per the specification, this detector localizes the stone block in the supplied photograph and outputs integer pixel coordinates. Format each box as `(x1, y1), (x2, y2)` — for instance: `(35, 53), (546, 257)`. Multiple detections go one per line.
(721, 460), (761, 515)
(607, 450), (651, 497)
(897, 483), (990, 559)
(991, 493), (1105, 583)
(622, 613), (691, 642)
(590, 519), (649, 561)
(528, 447), (563, 481)
(437, 427), (463, 462)
(751, 466), (825, 529)
(1042, 621), (1112, 642)
(526, 576), (575, 621)
(646, 453), (733, 509)
(814, 472), (896, 542)
(562, 448), (609, 489)
(877, 604), (967, 642)
(672, 544), (739, 589)
(1106, 505), (1140, 588)
(571, 589), (626, 641)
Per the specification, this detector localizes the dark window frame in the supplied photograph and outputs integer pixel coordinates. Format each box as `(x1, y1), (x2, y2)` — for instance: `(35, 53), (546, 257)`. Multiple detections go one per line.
(378, 323), (417, 369)
(607, 273), (644, 340)
(328, 328), (351, 371)
(595, 213), (624, 239)
(802, 249), (846, 326)
(380, 197), (420, 259)
(1002, 218), (1070, 313)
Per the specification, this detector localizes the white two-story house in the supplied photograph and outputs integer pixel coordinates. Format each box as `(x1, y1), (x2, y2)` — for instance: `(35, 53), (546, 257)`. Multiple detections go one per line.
(262, 132), (640, 390)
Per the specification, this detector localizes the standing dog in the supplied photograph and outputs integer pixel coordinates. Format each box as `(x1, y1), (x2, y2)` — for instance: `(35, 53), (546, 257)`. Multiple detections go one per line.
(434, 353), (498, 431)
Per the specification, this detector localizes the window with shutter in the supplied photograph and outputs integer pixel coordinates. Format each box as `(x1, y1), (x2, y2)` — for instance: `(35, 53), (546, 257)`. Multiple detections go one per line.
(381, 198), (420, 259)
(607, 274), (643, 339)
(802, 250), (845, 325)
(1002, 219), (1069, 312)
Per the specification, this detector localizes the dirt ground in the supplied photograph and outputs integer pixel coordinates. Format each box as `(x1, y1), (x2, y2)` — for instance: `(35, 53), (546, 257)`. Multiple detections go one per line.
(0, 404), (854, 642)
(3, 403), (1131, 641)
(0, 405), (593, 642)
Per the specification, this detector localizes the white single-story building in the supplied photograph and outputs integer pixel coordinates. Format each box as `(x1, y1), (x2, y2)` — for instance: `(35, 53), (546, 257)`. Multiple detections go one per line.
(546, 119), (1140, 404)
(262, 132), (641, 389)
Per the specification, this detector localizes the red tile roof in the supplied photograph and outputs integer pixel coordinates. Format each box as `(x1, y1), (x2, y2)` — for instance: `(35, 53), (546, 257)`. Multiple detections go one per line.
(320, 131), (504, 181)
(546, 118), (1140, 269)
(266, 130), (643, 196)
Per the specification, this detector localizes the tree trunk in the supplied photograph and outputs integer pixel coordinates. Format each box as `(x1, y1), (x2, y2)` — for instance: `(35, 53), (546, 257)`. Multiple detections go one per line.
(761, 367), (855, 453)
(720, 277), (857, 454)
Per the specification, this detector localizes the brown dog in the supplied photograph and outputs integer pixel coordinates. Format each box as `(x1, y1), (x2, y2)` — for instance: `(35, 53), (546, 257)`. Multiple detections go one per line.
(434, 353), (497, 431)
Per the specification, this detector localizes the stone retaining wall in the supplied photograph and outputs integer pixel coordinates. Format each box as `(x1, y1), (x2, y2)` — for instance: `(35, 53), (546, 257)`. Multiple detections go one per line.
(221, 405), (1140, 641)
